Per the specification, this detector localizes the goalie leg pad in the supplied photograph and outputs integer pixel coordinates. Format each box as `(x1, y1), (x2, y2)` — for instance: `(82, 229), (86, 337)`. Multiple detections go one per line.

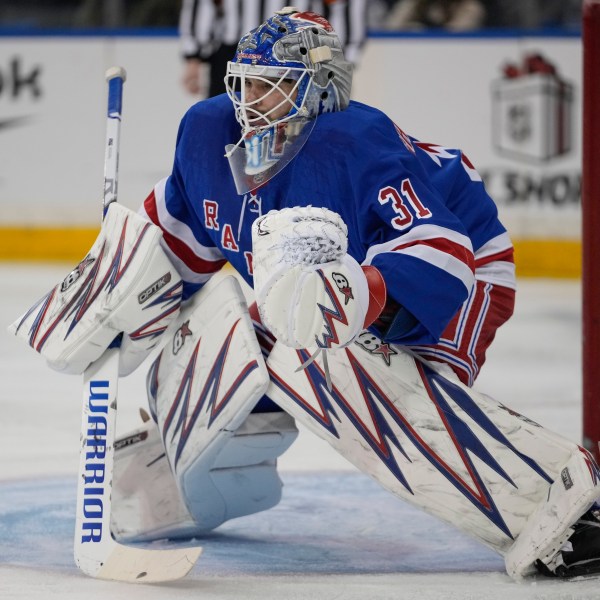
(148, 274), (271, 473)
(266, 333), (600, 577)
(181, 410), (298, 531)
(112, 410), (298, 542)
(126, 274), (299, 538)
(112, 418), (199, 542)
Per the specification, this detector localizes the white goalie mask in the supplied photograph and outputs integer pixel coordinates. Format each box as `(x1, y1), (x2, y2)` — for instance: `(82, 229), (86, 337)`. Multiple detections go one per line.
(224, 8), (353, 193)
(227, 63), (310, 134)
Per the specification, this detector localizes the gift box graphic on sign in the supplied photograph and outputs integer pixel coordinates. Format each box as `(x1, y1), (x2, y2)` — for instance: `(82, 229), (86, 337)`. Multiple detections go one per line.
(491, 53), (574, 162)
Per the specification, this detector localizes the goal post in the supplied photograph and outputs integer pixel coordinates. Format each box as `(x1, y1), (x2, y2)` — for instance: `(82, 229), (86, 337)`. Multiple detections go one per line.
(582, 0), (600, 462)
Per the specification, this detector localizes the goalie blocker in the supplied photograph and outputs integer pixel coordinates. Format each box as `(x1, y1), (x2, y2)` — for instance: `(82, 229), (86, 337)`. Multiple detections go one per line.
(9, 202), (184, 375)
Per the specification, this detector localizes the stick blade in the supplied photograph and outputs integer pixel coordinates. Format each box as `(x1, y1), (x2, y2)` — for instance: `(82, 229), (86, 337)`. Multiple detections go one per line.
(76, 541), (202, 583)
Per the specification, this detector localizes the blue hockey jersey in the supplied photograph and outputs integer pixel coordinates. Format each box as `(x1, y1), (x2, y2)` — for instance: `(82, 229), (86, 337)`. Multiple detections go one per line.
(141, 94), (515, 346)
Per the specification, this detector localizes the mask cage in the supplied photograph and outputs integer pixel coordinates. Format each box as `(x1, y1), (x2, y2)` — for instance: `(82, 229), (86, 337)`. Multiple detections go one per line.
(225, 63), (314, 136)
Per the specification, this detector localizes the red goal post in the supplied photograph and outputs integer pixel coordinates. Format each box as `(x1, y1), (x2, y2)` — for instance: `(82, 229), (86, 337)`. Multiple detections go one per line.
(582, 0), (600, 461)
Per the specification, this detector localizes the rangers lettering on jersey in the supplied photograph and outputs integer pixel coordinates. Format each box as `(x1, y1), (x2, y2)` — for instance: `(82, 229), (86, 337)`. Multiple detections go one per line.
(204, 200), (219, 230)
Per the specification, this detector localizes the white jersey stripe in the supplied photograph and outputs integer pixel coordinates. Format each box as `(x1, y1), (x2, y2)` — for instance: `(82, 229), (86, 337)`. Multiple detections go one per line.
(475, 232), (513, 259)
(363, 224), (474, 292)
(364, 224), (473, 264)
(153, 178), (225, 264)
(475, 261), (516, 290)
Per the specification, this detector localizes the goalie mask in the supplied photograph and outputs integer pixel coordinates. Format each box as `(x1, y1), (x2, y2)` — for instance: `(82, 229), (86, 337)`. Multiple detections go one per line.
(224, 8), (353, 193)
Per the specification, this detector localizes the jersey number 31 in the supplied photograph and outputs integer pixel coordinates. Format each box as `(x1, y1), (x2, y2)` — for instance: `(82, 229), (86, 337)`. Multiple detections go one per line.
(378, 179), (432, 230)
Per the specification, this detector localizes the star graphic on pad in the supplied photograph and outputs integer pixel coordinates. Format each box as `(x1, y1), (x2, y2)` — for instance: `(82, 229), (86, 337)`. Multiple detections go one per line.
(372, 342), (397, 365)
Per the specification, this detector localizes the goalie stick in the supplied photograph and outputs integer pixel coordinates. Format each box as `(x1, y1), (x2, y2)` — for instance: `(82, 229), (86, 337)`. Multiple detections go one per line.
(73, 66), (202, 582)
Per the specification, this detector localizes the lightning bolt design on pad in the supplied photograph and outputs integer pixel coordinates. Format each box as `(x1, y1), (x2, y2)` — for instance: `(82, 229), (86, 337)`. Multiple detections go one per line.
(271, 347), (553, 538)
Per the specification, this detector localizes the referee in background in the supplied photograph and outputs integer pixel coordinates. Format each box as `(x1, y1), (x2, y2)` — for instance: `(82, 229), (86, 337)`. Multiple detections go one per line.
(179, 0), (368, 97)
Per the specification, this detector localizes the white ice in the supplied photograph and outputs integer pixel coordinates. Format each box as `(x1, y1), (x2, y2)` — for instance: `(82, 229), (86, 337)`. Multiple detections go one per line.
(1, 263), (597, 599)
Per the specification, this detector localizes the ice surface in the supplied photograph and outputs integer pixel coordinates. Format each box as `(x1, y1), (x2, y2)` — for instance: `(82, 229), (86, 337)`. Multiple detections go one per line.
(1, 263), (595, 599)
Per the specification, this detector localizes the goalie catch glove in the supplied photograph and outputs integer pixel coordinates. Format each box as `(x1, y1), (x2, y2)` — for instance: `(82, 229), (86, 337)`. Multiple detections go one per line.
(251, 206), (386, 350)
(9, 203), (183, 375)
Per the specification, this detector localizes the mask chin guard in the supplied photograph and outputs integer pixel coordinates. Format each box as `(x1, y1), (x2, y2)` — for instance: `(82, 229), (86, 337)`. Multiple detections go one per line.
(225, 117), (315, 194)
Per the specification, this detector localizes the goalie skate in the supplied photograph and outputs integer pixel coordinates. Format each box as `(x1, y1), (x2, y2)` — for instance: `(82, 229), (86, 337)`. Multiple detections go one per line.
(534, 505), (600, 578)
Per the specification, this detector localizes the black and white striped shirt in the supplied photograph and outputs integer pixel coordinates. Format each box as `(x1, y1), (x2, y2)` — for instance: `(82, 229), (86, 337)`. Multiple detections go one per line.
(179, 0), (368, 64)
